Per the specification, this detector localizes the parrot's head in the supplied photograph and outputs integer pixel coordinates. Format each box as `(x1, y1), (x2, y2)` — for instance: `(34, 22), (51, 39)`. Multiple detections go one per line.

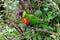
(19, 10), (26, 17)
(19, 10), (23, 17)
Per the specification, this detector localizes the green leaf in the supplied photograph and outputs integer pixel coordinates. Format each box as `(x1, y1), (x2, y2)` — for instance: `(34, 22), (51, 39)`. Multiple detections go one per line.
(42, 24), (54, 31)
(25, 31), (32, 39)
(37, 34), (41, 40)
(34, 10), (42, 17)
(0, 34), (5, 40)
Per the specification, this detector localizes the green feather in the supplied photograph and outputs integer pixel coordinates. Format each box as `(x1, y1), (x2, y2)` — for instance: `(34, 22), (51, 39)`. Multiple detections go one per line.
(23, 13), (42, 25)
(22, 11), (26, 17)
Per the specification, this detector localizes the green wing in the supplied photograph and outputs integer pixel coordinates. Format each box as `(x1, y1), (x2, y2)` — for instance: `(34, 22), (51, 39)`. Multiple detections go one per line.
(24, 13), (42, 25)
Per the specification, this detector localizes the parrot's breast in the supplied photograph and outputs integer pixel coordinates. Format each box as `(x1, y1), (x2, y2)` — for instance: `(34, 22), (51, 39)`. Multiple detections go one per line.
(21, 18), (30, 25)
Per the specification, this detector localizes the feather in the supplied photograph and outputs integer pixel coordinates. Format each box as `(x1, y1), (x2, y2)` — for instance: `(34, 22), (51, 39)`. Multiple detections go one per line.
(22, 11), (26, 17)
(19, 11), (23, 17)
(21, 18), (30, 25)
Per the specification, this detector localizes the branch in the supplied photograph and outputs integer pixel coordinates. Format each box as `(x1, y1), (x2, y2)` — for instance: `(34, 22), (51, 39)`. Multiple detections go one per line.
(7, 16), (24, 35)
(24, 27), (58, 37)
(37, 0), (40, 10)
(1, 16), (24, 35)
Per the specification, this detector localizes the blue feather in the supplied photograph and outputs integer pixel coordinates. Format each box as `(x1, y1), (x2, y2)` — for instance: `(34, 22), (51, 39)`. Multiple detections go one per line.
(19, 11), (23, 17)
(27, 24), (32, 27)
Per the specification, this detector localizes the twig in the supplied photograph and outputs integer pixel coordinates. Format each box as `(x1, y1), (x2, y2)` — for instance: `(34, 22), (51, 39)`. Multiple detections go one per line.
(19, 0), (29, 13)
(7, 16), (24, 35)
(27, 0), (33, 13)
(37, 0), (40, 10)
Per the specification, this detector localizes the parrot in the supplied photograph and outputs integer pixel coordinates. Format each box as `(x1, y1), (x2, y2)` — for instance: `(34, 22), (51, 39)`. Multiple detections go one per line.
(19, 10), (42, 27)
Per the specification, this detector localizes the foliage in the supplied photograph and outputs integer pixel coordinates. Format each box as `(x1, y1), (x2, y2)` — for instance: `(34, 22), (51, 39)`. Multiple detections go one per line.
(0, 0), (60, 40)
